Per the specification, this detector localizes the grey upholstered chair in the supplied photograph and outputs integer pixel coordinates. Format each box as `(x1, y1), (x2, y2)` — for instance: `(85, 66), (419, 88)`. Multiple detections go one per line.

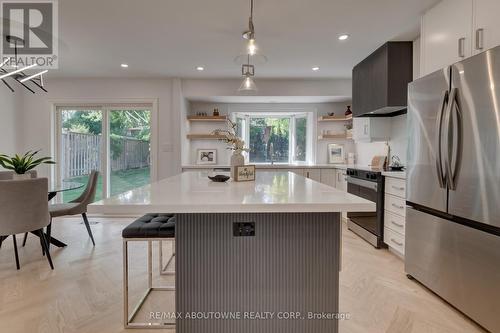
(0, 170), (37, 180)
(48, 171), (99, 246)
(0, 178), (54, 269)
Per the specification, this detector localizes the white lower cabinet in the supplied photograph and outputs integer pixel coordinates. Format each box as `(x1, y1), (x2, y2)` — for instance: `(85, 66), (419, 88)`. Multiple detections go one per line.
(384, 176), (406, 258)
(288, 169), (304, 176)
(304, 169), (321, 182)
(335, 169), (347, 192)
(320, 169), (336, 187)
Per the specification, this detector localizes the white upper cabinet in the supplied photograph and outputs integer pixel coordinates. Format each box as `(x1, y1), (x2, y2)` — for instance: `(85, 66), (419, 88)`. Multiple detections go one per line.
(421, 0), (473, 76)
(472, 0), (500, 55)
(352, 118), (391, 143)
(421, 0), (500, 76)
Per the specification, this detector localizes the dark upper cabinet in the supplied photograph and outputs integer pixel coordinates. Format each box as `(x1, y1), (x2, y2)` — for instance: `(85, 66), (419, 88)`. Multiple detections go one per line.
(352, 41), (413, 117)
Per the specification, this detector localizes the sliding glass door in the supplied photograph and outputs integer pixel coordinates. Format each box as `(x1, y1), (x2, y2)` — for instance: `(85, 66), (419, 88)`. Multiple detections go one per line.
(59, 108), (104, 202)
(56, 105), (152, 202)
(108, 108), (151, 197)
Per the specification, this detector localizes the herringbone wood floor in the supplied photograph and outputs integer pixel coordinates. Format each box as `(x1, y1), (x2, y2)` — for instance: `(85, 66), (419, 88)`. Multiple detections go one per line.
(0, 217), (486, 333)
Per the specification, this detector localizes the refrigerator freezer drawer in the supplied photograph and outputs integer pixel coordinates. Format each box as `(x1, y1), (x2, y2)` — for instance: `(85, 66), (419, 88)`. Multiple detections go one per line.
(405, 207), (500, 332)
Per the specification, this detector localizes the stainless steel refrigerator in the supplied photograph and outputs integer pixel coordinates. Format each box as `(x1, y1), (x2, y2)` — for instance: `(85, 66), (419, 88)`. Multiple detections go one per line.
(406, 45), (500, 333)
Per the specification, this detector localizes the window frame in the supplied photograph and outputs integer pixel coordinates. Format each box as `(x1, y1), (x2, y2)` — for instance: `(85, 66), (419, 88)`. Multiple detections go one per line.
(232, 110), (314, 165)
(51, 100), (158, 201)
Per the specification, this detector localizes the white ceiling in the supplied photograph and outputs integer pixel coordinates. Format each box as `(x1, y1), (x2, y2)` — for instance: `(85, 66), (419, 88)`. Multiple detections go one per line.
(51, 0), (439, 79)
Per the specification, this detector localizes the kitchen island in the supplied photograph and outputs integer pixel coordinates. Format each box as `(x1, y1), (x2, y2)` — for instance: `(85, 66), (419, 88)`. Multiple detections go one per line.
(89, 171), (374, 333)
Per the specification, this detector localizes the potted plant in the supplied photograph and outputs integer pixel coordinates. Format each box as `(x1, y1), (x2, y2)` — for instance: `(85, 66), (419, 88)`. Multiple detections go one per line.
(0, 150), (56, 180)
(213, 119), (249, 178)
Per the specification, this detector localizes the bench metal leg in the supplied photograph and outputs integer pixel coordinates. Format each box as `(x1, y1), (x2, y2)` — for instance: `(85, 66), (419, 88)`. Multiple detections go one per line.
(159, 240), (175, 276)
(123, 239), (175, 329)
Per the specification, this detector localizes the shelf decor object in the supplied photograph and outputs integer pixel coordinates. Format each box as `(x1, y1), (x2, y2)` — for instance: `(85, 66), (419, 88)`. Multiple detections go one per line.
(196, 149), (217, 165)
(187, 115), (228, 122)
(328, 144), (345, 164)
(234, 165), (256, 182)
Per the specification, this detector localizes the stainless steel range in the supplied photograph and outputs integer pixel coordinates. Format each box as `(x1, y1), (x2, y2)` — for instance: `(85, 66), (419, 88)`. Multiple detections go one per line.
(346, 168), (385, 248)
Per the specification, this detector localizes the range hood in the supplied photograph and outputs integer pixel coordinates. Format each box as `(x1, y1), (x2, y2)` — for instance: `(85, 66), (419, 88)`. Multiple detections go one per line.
(352, 41), (413, 117)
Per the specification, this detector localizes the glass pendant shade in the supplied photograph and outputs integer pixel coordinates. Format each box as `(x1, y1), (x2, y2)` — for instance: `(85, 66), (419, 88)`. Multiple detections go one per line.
(238, 75), (257, 92)
(234, 39), (267, 65)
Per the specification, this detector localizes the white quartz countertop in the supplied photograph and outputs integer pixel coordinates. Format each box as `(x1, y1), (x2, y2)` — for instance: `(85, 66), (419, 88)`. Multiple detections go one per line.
(89, 171), (375, 215)
(181, 164), (349, 170)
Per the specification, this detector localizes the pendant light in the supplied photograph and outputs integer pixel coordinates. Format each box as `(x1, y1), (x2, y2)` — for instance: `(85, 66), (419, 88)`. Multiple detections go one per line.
(238, 56), (257, 93)
(234, 0), (267, 65)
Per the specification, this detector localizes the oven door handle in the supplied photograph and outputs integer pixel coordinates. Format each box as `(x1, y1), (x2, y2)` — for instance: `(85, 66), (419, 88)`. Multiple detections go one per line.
(346, 176), (378, 191)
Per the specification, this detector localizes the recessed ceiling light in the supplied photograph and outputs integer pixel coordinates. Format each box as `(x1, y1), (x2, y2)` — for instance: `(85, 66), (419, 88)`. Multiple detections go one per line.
(338, 34), (349, 41)
(196, 66), (205, 71)
(312, 67), (320, 71)
(120, 63), (129, 68)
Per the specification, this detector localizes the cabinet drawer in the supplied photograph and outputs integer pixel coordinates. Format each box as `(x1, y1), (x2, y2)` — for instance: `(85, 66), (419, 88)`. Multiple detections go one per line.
(385, 210), (406, 235)
(385, 177), (406, 198)
(384, 227), (405, 256)
(385, 194), (406, 217)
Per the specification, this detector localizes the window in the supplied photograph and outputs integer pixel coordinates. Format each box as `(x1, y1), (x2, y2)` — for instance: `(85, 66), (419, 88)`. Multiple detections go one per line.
(234, 112), (311, 164)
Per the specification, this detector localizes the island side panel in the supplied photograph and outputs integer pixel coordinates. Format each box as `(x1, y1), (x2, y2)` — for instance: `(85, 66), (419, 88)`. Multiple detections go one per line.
(175, 212), (340, 333)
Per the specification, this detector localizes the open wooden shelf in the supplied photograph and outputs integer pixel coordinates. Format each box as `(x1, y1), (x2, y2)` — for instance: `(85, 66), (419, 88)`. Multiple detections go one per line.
(186, 134), (226, 140)
(187, 115), (227, 122)
(318, 115), (353, 122)
(317, 134), (351, 140)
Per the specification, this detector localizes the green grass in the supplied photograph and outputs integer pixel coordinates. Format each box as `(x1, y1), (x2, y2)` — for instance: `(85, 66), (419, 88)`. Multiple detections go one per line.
(62, 167), (150, 203)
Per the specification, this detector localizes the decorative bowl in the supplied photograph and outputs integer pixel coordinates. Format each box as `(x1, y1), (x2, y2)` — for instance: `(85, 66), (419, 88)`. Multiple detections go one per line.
(208, 175), (230, 182)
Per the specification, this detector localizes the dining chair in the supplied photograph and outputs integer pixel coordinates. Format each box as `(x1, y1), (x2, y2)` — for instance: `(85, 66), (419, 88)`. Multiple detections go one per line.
(0, 178), (54, 269)
(48, 171), (99, 246)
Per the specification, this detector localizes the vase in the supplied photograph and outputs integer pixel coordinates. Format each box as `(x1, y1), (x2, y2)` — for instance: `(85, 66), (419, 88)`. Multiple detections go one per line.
(12, 173), (31, 180)
(230, 150), (245, 179)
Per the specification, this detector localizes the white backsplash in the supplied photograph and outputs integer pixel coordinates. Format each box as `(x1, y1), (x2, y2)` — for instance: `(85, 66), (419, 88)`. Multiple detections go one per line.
(354, 114), (407, 167)
(388, 114), (408, 165)
(355, 142), (389, 166)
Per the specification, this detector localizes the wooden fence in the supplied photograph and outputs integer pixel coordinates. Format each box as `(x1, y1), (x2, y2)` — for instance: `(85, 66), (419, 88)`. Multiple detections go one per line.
(61, 132), (150, 178)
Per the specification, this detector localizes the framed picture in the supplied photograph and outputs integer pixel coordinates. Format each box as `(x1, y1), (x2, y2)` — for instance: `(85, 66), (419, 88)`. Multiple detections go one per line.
(327, 144), (345, 164)
(234, 165), (256, 182)
(196, 149), (217, 165)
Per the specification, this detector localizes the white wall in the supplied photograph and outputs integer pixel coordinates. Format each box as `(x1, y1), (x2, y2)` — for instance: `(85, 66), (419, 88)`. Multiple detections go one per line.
(182, 79), (352, 99)
(14, 77), (354, 181)
(0, 89), (21, 155)
(185, 101), (355, 165)
(19, 78), (178, 180)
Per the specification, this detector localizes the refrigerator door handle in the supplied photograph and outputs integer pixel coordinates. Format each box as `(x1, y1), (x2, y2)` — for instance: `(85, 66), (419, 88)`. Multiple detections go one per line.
(436, 90), (449, 188)
(444, 88), (463, 191)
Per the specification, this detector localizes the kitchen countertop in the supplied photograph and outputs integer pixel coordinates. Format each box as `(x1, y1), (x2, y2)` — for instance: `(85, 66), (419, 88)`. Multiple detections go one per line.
(182, 164), (350, 170)
(89, 171), (375, 215)
(381, 171), (406, 179)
